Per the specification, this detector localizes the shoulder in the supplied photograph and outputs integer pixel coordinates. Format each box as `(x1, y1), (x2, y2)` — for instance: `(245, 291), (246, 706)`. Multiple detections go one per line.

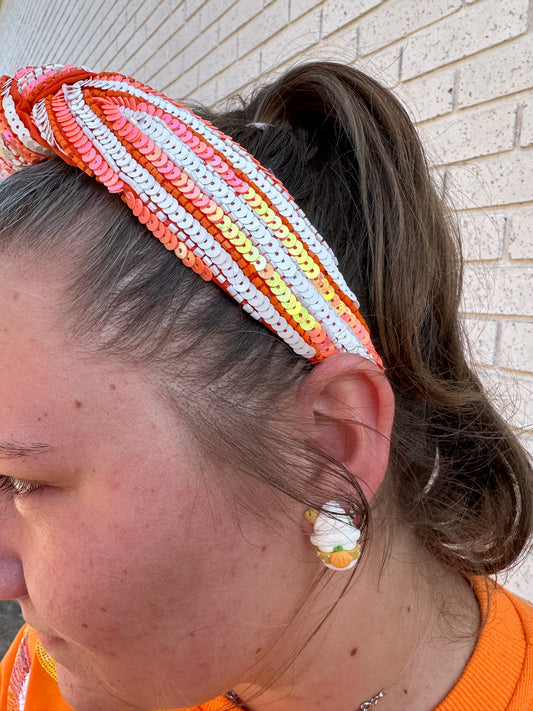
(436, 579), (533, 711)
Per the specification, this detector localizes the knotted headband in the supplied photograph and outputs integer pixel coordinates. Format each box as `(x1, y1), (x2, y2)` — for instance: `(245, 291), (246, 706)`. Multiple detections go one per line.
(0, 64), (382, 367)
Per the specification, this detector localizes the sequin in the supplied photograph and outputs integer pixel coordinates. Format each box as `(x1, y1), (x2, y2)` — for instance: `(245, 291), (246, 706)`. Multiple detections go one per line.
(0, 64), (382, 369)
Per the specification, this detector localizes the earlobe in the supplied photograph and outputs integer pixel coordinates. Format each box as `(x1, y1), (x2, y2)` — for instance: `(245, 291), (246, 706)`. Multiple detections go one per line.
(299, 353), (395, 502)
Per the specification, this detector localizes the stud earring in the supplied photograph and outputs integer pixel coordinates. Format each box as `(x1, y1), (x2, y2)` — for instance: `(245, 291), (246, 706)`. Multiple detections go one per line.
(304, 500), (361, 570)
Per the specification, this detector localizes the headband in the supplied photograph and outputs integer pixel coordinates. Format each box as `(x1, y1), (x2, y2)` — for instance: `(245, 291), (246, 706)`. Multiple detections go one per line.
(0, 64), (382, 367)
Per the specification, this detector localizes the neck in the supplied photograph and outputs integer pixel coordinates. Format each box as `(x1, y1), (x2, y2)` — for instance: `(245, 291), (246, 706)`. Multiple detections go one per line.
(235, 526), (479, 711)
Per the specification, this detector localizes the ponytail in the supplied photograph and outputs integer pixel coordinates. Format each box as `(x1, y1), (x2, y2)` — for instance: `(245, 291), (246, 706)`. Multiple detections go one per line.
(208, 62), (533, 575)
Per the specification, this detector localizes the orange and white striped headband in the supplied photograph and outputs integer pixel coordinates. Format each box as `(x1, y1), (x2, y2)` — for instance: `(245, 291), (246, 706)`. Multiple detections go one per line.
(0, 64), (382, 367)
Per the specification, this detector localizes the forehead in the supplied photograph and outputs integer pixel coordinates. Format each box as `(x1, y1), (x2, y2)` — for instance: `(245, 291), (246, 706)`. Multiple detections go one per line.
(0, 261), (175, 466)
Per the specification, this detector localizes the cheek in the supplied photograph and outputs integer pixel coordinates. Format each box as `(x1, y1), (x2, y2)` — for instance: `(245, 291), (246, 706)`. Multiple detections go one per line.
(23, 507), (185, 644)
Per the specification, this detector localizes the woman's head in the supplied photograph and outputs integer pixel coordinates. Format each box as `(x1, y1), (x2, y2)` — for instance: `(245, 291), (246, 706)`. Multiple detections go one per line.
(0, 61), (531, 709)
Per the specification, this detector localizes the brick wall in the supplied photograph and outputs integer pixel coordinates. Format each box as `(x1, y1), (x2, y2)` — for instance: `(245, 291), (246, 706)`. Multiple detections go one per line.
(0, 0), (531, 598)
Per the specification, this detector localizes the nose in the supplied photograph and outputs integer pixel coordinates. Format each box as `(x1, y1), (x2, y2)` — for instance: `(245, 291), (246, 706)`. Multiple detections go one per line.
(0, 497), (27, 599)
(0, 557), (27, 599)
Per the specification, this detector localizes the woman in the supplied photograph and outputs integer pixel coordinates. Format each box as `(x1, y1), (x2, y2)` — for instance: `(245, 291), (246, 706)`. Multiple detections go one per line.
(0, 62), (530, 711)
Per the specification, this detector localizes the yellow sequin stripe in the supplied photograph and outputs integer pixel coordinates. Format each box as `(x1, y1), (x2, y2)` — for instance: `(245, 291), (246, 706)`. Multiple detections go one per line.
(242, 185), (365, 331)
(216, 210), (320, 334)
(35, 640), (58, 681)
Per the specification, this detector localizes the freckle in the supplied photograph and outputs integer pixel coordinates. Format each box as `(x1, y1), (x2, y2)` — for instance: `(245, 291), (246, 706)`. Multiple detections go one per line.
(404, 689), (408, 695)
(255, 647), (262, 654)
(81, 623), (88, 629)
(350, 647), (358, 656)
(109, 384), (116, 391)
(407, 606), (411, 613)
(261, 545), (267, 553)
(100, 607), (107, 612)
(74, 400), (82, 409)
(188, 631), (195, 638)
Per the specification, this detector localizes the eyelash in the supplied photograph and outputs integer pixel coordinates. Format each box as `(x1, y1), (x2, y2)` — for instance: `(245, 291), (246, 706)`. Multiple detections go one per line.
(0, 476), (42, 497)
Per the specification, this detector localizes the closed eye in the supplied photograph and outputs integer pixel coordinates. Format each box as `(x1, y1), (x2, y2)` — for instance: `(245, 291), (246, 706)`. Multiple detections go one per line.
(0, 476), (42, 497)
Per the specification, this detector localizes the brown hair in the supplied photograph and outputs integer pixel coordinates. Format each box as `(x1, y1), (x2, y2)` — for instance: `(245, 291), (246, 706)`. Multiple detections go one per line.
(0, 62), (531, 576)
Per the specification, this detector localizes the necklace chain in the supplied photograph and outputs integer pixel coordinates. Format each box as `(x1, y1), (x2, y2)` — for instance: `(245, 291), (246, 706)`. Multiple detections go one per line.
(224, 688), (386, 711)
(357, 689), (385, 711)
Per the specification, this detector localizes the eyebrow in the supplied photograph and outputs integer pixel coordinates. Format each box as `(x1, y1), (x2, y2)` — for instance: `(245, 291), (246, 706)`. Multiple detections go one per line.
(0, 441), (53, 459)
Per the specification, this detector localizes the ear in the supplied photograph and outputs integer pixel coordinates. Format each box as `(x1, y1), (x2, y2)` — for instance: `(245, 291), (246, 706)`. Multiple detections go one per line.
(297, 353), (394, 502)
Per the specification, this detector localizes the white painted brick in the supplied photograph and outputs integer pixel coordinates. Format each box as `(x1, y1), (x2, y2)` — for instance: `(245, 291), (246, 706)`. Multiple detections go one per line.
(509, 210), (533, 261)
(165, 64), (199, 99)
(447, 153), (533, 209)
(260, 7), (322, 72)
(49, 3), (82, 58)
(402, 0), (529, 81)
(199, 0), (238, 31)
(321, 0), (382, 40)
(289, 0), (323, 22)
(461, 264), (494, 315)
(462, 316), (498, 365)
(196, 35), (241, 87)
(395, 68), (455, 123)
(457, 211), (506, 262)
(90, 1), (137, 68)
(139, 0), (187, 41)
(418, 102), (517, 165)
(132, 0), (163, 32)
(359, 0), (460, 56)
(185, 0), (204, 20)
(477, 369), (533, 433)
(497, 321), (533, 373)
(237, 0), (290, 57)
(520, 435), (533, 463)
(361, 45), (402, 88)
(457, 34), (533, 108)
(462, 264), (533, 316)
(520, 95), (533, 148)
(503, 554), (533, 603)
(178, 16), (221, 71)
(191, 73), (221, 107)
(212, 51), (263, 98)
(140, 46), (185, 89)
(218, 0), (268, 43)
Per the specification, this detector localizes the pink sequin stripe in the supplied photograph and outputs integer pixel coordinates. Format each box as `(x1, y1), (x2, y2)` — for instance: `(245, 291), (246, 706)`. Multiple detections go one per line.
(53, 84), (319, 358)
(0, 66), (383, 367)
(75, 78), (375, 360)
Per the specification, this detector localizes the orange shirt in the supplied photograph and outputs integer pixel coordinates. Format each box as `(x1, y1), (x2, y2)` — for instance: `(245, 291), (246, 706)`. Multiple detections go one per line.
(1, 581), (531, 711)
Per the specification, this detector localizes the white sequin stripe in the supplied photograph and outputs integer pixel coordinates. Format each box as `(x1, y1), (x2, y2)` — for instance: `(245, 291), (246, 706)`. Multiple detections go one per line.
(71, 82), (369, 359)
(58, 86), (316, 359)
(172, 107), (360, 297)
(1, 91), (53, 160)
(92, 80), (362, 320)
(79, 79), (346, 293)
(32, 97), (62, 150)
(124, 111), (366, 354)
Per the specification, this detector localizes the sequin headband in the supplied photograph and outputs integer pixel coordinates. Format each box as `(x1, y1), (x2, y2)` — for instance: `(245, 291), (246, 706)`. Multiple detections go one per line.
(0, 64), (382, 367)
